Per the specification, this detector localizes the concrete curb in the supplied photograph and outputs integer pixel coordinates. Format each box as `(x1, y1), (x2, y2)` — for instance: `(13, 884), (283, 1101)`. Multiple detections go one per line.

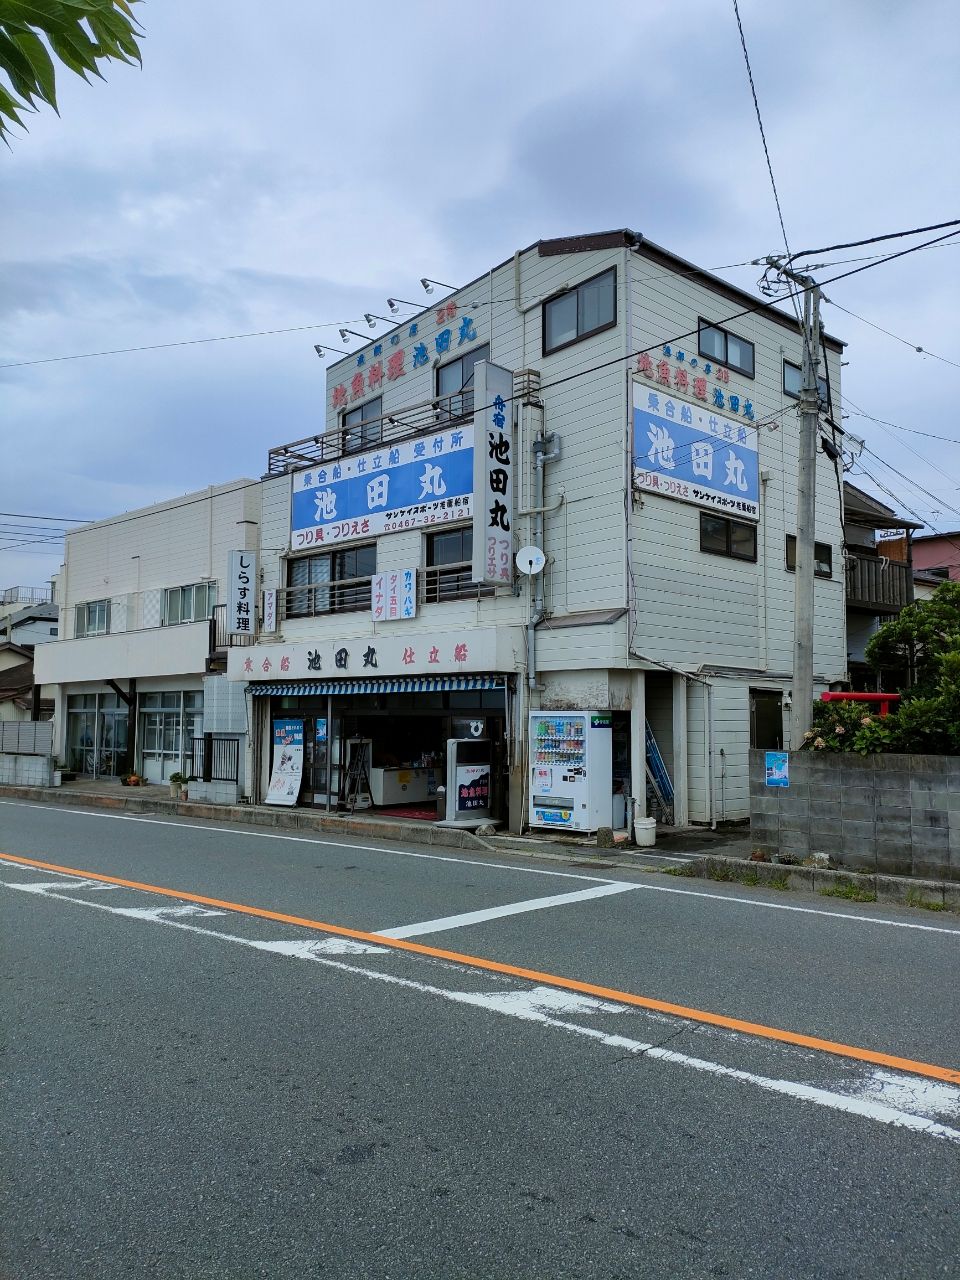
(675, 854), (960, 913)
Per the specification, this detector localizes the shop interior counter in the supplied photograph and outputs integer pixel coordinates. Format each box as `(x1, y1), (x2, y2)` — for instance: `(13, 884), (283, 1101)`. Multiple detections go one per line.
(369, 766), (440, 806)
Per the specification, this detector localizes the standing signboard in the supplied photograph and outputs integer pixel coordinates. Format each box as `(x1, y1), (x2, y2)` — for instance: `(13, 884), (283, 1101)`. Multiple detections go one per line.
(227, 551), (258, 635)
(471, 362), (515, 587)
(266, 718), (303, 805)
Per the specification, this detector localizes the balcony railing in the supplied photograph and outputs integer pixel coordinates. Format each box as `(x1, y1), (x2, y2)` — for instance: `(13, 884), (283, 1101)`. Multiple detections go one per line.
(845, 553), (912, 614)
(422, 562), (495, 604)
(209, 604), (257, 651)
(278, 578), (373, 620)
(2, 585), (52, 605)
(266, 390), (475, 476)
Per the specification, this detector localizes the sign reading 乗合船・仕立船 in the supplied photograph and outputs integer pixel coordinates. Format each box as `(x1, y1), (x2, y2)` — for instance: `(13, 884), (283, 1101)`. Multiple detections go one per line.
(632, 383), (760, 521)
(290, 426), (474, 548)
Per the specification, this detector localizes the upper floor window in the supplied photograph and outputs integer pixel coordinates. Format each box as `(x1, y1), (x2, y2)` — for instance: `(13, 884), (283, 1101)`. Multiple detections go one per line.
(285, 545), (376, 617)
(424, 526), (491, 602)
(343, 396), (382, 456)
(699, 512), (757, 562)
(163, 582), (217, 626)
(783, 360), (830, 409)
(75, 598), (110, 637)
(543, 268), (616, 355)
(785, 535), (833, 578)
(698, 320), (755, 378)
(436, 343), (490, 422)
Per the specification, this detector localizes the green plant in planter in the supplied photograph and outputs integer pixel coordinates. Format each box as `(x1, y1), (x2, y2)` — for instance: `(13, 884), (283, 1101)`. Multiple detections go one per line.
(168, 772), (187, 787)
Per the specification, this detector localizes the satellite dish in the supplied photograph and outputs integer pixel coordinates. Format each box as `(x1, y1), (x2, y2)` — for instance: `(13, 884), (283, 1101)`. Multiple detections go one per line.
(516, 546), (546, 575)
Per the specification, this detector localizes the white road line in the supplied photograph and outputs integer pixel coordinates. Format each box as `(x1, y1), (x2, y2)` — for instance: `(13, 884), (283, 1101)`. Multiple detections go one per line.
(2, 801), (959, 936)
(0, 800), (618, 885)
(377, 882), (638, 938)
(5, 878), (958, 1144)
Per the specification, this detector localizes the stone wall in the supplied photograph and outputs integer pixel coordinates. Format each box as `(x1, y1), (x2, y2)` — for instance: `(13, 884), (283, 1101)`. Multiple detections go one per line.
(749, 750), (960, 881)
(0, 753), (54, 787)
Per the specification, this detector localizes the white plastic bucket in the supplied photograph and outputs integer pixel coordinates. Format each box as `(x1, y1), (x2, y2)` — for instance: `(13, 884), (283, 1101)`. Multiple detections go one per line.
(634, 816), (657, 847)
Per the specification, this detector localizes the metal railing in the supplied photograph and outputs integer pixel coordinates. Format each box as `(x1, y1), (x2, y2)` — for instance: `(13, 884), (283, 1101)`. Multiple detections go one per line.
(1, 585), (52, 605)
(422, 562), (495, 604)
(209, 604), (257, 651)
(278, 578), (373, 619)
(190, 735), (240, 783)
(266, 389), (475, 476)
(845, 553), (912, 614)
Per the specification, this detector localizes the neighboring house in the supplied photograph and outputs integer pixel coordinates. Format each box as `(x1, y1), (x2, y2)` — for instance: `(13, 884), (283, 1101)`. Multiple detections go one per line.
(0, 644), (53, 722)
(911, 531), (960, 582)
(34, 482), (258, 791)
(842, 482), (920, 690)
(233, 228), (848, 830)
(3, 602), (59, 647)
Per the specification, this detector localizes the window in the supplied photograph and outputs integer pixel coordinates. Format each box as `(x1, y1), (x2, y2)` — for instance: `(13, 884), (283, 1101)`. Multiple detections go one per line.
(49, 626), (58, 636)
(436, 343), (490, 422)
(785, 535), (833, 578)
(699, 512), (757, 562)
(342, 396), (382, 455)
(543, 268), (616, 355)
(698, 320), (755, 378)
(424, 526), (486, 602)
(286, 545), (376, 616)
(783, 360), (830, 409)
(163, 582), (217, 626)
(75, 598), (110, 637)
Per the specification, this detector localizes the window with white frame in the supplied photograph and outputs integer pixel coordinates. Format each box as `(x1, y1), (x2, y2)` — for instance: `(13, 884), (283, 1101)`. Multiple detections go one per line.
(75, 598), (110, 637)
(163, 582), (217, 626)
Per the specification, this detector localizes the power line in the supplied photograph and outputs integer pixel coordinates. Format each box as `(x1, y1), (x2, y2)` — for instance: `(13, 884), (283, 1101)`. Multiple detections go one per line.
(0, 511), (93, 522)
(826, 301), (960, 370)
(732, 0), (792, 259)
(787, 217), (960, 266)
(842, 396), (960, 446)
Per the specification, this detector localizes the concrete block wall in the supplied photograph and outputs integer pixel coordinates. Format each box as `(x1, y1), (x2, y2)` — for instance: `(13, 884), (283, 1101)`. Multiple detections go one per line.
(186, 780), (239, 806)
(749, 750), (960, 881)
(0, 753), (54, 786)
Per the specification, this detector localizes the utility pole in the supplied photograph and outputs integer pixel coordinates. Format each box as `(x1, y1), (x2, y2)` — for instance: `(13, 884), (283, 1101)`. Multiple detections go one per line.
(780, 269), (822, 750)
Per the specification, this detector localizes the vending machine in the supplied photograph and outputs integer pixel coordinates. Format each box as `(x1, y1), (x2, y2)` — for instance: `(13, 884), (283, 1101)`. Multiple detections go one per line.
(529, 711), (613, 832)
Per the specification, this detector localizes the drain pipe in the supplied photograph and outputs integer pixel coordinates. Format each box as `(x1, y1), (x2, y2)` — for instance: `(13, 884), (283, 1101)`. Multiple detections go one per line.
(523, 433), (562, 690)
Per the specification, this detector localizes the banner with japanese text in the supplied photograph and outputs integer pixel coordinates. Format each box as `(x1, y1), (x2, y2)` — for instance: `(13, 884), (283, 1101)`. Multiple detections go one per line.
(471, 362), (515, 586)
(290, 426), (474, 549)
(266, 718), (303, 806)
(632, 383), (760, 521)
(226, 551), (258, 635)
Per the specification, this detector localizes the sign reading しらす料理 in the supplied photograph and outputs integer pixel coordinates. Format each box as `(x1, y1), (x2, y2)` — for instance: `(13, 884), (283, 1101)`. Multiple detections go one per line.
(227, 551), (258, 635)
(632, 383), (760, 521)
(290, 427), (474, 548)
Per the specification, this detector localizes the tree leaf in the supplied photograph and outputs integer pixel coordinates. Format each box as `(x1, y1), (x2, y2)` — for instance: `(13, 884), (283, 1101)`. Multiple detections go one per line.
(11, 27), (57, 109)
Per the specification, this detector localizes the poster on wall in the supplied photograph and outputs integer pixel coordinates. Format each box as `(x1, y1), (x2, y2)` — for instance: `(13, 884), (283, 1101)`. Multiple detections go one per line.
(764, 751), (789, 788)
(266, 719), (304, 805)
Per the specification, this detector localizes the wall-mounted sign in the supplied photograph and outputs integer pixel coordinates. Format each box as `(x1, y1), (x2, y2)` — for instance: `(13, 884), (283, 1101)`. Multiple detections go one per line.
(765, 751), (789, 788)
(226, 551), (258, 634)
(471, 362), (515, 587)
(328, 301), (481, 409)
(291, 425), (474, 549)
(372, 569), (417, 621)
(637, 346), (756, 421)
(632, 383), (760, 521)
(262, 588), (277, 634)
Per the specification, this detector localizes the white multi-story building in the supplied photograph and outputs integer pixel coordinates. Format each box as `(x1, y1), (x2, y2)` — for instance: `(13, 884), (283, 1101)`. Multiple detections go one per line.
(35, 481), (258, 795)
(234, 229), (847, 831)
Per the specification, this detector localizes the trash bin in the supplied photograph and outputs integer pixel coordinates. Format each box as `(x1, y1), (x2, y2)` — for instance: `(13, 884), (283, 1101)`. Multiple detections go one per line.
(634, 802), (656, 847)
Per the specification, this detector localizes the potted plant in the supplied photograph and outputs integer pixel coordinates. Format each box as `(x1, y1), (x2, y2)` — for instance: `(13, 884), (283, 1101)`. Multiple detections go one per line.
(168, 771), (186, 799)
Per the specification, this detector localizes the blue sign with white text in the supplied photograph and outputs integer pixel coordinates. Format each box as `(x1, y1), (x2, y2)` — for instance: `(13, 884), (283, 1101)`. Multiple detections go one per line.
(632, 387), (760, 521)
(291, 425), (475, 548)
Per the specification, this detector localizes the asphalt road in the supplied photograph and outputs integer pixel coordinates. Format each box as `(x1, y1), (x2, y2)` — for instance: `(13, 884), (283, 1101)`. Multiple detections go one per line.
(2, 798), (959, 1279)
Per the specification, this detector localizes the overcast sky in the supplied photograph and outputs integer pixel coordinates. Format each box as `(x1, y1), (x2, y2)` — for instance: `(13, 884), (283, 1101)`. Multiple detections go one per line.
(2, 0), (958, 589)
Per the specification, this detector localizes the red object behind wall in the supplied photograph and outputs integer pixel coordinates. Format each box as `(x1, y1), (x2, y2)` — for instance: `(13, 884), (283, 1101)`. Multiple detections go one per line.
(820, 691), (901, 718)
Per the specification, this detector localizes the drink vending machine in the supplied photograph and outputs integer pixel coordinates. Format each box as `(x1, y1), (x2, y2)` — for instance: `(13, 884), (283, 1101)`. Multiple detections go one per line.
(529, 711), (613, 832)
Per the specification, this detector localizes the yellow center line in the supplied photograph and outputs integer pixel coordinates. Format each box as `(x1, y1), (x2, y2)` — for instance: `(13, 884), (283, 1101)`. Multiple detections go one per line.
(3, 849), (959, 1086)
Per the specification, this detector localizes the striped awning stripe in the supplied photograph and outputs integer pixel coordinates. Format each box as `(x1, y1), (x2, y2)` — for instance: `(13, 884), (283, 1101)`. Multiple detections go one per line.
(249, 674), (505, 696)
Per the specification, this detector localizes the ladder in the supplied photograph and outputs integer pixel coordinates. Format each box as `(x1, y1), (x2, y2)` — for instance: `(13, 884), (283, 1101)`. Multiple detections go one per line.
(645, 720), (674, 825)
(343, 738), (372, 812)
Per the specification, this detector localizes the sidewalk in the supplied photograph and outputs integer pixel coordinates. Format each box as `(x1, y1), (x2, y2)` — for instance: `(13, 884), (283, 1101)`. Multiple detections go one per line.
(0, 777), (747, 870)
